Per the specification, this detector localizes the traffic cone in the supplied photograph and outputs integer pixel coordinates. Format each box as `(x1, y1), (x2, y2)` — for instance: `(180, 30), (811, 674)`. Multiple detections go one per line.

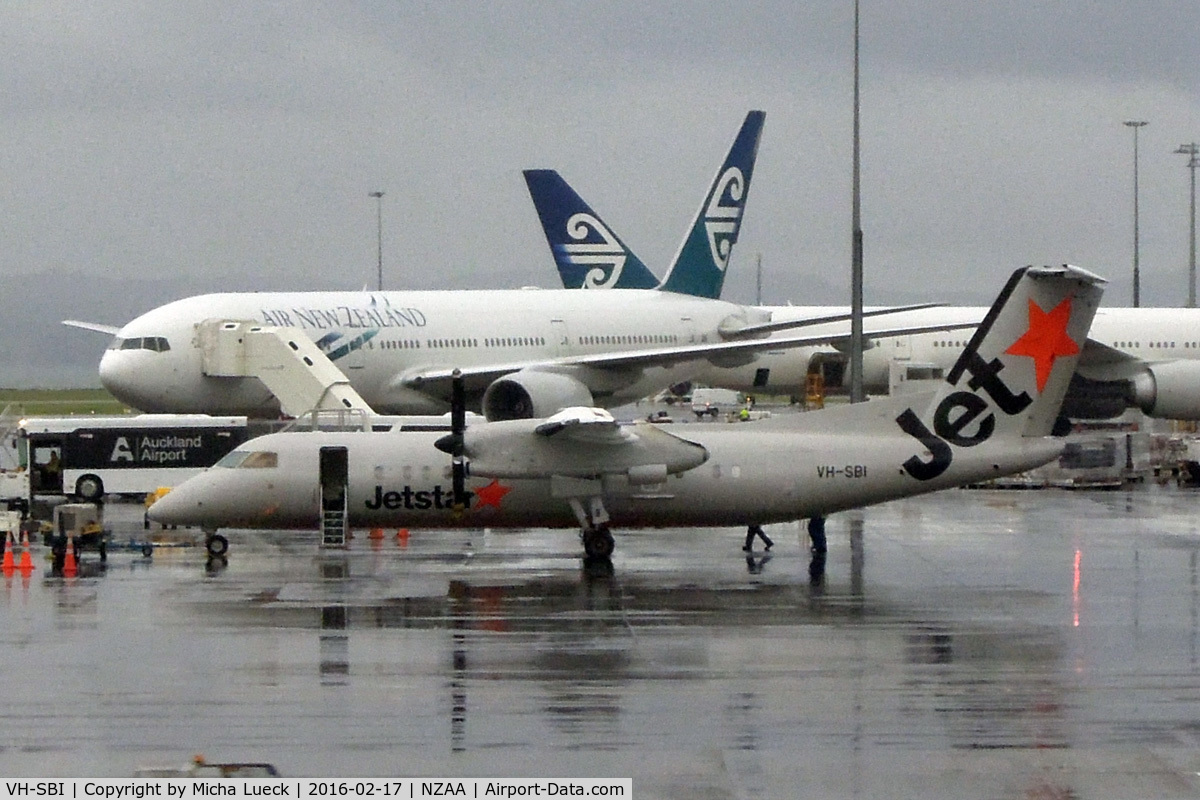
(18, 531), (33, 574)
(369, 527), (384, 540)
(63, 535), (77, 577)
(397, 528), (409, 547)
(1, 532), (13, 575)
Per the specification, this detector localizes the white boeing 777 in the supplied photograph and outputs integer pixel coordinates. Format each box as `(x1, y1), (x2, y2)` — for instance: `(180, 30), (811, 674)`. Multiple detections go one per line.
(148, 265), (1104, 560)
(80, 110), (953, 420)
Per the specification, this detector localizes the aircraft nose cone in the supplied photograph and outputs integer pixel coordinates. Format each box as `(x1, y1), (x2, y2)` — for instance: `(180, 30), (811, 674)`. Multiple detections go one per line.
(99, 350), (145, 408)
(146, 485), (197, 527)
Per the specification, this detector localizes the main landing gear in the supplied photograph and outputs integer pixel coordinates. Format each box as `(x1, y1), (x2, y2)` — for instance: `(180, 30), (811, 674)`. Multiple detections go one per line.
(568, 495), (615, 561)
(581, 526), (615, 560)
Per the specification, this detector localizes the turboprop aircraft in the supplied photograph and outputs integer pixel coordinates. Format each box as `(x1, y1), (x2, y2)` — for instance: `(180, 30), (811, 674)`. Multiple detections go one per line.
(148, 264), (1104, 561)
(527, 156), (1200, 421)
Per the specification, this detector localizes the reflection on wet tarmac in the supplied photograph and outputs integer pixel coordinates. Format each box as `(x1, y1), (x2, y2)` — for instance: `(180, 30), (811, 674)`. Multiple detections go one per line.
(4, 487), (1200, 796)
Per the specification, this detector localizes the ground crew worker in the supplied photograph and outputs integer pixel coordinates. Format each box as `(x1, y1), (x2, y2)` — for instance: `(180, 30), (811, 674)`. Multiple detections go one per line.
(743, 524), (773, 551)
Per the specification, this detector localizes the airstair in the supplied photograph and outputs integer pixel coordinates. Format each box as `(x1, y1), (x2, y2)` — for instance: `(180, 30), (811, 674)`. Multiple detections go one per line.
(197, 320), (374, 418)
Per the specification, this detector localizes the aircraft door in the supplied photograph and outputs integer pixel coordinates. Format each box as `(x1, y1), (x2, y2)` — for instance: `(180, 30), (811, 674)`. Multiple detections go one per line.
(680, 316), (697, 344)
(550, 318), (570, 357)
(319, 446), (349, 547)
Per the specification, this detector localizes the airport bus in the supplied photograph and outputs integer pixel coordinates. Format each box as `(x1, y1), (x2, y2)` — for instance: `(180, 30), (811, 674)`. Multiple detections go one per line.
(11, 414), (251, 503)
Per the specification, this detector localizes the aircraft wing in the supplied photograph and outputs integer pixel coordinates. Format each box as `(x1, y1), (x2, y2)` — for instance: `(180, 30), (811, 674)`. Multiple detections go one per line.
(1074, 337), (1148, 382)
(399, 319), (978, 393)
(462, 407), (709, 480)
(63, 320), (120, 335)
(720, 302), (946, 338)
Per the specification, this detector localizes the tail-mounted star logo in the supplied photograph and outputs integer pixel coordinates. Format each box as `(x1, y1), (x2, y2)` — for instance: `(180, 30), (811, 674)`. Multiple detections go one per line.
(1004, 296), (1079, 393)
(473, 479), (512, 509)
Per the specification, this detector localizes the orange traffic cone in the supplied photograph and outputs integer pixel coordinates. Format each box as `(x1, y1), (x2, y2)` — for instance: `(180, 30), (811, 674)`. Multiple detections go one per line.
(18, 532), (34, 574)
(63, 535), (77, 577)
(1, 532), (13, 575)
(396, 528), (410, 547)
(369, 527), (384, 540)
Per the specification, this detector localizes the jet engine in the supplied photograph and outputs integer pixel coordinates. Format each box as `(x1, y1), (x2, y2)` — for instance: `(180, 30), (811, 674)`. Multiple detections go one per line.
(1128, 361), (1200, 420)
(482, 369), (595, 421)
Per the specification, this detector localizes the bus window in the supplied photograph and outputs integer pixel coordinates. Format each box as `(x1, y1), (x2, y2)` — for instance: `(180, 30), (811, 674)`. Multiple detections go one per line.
(30, 443), (63, 494)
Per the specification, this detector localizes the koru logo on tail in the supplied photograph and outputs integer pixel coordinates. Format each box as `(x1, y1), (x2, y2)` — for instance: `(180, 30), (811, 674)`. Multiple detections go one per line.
(557, 212), (627, 288)
(704, 167), (745, 272)
(897, 295), (1079, 481)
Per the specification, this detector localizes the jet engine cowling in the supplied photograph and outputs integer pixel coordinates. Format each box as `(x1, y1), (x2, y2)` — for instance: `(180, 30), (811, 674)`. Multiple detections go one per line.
(482, 369), (595, 421)
(1129, 361), (1200, 420)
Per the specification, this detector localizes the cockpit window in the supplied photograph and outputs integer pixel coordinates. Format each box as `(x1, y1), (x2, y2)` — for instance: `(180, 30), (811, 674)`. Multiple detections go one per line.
(108, 336), (171, 352)
(240, 451), (278, 469)
(214, 450), (250, 468)
(213, 450), (278, 469)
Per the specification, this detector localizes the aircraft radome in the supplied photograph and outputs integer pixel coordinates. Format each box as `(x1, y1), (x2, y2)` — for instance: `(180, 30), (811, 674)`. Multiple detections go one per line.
(149, 265), (1104, 563)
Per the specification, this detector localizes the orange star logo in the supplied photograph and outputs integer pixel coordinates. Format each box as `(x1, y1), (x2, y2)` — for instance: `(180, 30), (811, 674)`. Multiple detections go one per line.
(473, 479), (512, 509)
(1004, 296), (1079, 393)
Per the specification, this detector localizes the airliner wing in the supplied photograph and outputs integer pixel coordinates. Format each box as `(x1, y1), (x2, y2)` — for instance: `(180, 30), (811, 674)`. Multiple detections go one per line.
(63, 320), (120, 335)
(400, 319), (978, 391)
(1075, 337), (1147, 382)
(722, 302), (946, 337)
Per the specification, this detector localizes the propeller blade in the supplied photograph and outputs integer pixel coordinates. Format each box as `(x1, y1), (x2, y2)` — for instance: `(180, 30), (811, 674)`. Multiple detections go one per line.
(450, 369), (467, 511)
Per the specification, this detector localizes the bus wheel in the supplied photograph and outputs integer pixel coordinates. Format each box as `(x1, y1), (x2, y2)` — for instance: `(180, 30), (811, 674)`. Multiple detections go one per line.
(75, 475), (104, 502)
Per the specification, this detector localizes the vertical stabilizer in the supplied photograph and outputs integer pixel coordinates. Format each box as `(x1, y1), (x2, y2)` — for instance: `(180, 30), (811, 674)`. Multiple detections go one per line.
(523, 169), (660, 290)
(657, 110), (766, 299)
(893, 265), (1105, 482)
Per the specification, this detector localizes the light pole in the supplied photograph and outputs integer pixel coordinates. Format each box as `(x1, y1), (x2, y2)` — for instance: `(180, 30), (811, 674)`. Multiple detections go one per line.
(1176, 143), (1198, 308)
(1124, 121), (1148, 307)
(849, 0), (864, 403)
(369, 191), (385, 291)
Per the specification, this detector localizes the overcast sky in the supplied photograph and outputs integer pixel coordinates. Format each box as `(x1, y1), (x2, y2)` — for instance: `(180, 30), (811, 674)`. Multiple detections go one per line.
(3, 1), (1199, 386)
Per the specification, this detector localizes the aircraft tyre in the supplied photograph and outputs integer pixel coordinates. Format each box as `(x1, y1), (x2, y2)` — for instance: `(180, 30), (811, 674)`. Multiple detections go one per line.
(205, 533), (229, 557)
(582, 526), (615, 559)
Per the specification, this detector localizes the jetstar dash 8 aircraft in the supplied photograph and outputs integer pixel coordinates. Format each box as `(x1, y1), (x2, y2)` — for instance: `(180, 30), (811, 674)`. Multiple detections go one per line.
(149, 264), (1104, 560)
(527, 153), (1200, 421)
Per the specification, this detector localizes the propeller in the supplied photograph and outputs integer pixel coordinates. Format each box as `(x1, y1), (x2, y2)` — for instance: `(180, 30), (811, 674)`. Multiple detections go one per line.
(451, 369), (468, 512)
(433, 369), (469, 514)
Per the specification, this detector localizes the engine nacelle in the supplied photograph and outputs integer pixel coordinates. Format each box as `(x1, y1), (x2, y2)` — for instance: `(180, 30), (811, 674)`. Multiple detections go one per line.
(1129, 361), (1200, 420)
(482, 370), (595, 421)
